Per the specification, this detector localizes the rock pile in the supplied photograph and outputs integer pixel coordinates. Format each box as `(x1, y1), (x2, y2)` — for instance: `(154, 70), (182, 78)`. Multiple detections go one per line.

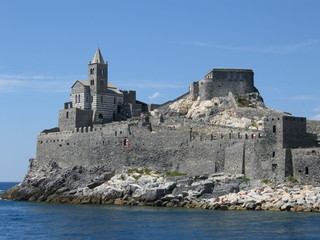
(210, 184), (320, 212)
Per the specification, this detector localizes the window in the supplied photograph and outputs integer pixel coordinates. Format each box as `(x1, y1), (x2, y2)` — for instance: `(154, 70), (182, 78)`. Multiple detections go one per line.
(272, 151), (275, 157)
(305, 167), (309, 175)
(90, 80), (94, 85)
(101, 96), (103, 103)
(114, 97), (116, 104)
(66, 111), (69, 119)
(272, 164), (277, 171)
(273, 125), (276, 133)
(90, 68), (95, 75)
(99, 113), (103, 119)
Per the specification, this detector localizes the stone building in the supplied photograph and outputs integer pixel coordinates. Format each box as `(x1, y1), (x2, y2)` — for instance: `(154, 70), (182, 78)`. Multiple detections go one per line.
(190, 68), (258, 101)
(58, 48), (147, 132)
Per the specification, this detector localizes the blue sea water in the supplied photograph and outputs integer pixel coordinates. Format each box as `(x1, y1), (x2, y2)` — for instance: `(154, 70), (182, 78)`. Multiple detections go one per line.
(1, 182), (320, 240)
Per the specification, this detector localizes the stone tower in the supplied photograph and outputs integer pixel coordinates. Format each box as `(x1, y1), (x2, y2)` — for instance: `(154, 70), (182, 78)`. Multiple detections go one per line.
(190, 68), (257, 101)
(88, 48), (109, 123)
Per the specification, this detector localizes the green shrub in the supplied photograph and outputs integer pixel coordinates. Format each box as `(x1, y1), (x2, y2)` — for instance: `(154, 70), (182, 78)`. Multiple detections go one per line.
(251, 121), (258, 129)
(262, 179), (271, 184)
(241, 176), (250, 183)
(286, 176), (298, 183)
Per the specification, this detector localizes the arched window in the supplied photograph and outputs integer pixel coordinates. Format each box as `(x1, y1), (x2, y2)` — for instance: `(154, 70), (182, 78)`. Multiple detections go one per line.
(90, 80), (94, 86)
(99, 113), (103, 119)
(90, 68), (95, 75)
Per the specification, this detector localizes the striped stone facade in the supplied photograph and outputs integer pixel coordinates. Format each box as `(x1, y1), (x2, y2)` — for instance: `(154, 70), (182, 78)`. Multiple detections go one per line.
(59, 48), (140, 132)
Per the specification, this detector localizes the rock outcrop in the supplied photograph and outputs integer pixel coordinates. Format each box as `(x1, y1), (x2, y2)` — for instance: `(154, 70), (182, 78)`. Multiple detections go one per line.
(3, 166), (320, 212)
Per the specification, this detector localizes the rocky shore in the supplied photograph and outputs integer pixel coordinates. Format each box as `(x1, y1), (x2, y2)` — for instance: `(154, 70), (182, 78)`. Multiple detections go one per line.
(2, 166), (320, 212)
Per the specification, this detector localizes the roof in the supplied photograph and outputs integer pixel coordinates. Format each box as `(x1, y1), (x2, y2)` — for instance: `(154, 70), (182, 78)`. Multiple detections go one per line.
(79, 80), (90, 86)
(71, 80), (89, 88)
(107, 87), (123, 95)
(205, 68), (253, 76)
(92, 48), (105, 64)
(107, 82), (116, 89)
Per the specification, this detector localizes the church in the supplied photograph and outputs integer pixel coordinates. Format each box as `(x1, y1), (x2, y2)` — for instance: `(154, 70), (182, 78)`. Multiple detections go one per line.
(58, 48), (147, 132)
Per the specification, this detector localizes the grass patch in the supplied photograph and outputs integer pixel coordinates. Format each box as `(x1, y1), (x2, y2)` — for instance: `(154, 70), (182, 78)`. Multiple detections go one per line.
(127, 168), (152, 175)
(165, 170), (187, 177)
(241, 176), (250, 183)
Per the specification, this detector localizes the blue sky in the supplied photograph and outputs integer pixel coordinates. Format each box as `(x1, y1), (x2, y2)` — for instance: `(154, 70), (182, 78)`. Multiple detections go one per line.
(1, 0), (320, 181)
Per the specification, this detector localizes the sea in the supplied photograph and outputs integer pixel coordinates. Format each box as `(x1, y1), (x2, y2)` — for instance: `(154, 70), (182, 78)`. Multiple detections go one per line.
(1, 182), (320, 240)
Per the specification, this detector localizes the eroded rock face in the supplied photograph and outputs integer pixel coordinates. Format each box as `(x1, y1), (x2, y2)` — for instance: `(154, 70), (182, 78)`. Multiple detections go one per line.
(2, 164), (320, 212)
(167, 92), (266, 130)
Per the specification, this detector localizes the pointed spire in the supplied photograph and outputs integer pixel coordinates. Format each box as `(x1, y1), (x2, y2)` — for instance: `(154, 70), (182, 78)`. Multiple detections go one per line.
(92, 48), (104, 64)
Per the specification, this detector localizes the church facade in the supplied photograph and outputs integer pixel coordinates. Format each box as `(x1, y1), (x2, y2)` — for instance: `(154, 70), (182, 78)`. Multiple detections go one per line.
(58, 48), (147, 132)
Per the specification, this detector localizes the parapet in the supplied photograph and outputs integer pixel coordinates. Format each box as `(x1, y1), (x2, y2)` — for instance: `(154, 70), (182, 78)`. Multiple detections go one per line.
(204, 68), (253, 80)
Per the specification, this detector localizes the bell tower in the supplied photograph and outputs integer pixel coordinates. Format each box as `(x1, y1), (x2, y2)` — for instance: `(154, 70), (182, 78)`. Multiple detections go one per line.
(88, 48), (108, 94)
(88, 48), (109, 123)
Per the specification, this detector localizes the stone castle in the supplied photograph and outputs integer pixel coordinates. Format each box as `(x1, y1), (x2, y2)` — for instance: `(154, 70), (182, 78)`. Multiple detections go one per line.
(36, 48), (320, 185)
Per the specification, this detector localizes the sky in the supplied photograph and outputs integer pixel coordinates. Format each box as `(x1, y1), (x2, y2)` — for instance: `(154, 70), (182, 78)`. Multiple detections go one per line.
(0, 0), (320, 181)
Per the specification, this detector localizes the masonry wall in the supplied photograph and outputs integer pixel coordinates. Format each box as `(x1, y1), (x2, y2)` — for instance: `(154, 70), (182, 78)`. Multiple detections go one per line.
(37, 121), (278, 180)
(58, 108), (93, 132)
(282, 116), (307, 148)
(197, 69), (256, 100)
(291, 148), (320, 184)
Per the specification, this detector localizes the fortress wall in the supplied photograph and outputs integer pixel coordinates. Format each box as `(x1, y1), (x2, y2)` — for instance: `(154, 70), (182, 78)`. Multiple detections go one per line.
(291, 148), (320, 184)
(307, 120), (320, 134)
(59, 108), (93, 132)
(198, 72), (255, 100)
(36, 121), (313, 181)
(189, 82), (199, 101)
(282, 116), (307, 148)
